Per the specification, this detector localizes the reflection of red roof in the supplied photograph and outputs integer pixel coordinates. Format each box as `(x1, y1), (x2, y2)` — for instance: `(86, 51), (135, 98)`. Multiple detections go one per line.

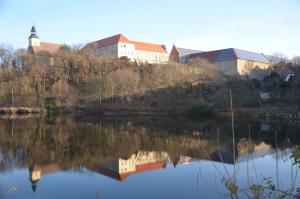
(91, 167), (134, 181)
(32, 164), (62, 176)
(29, 42), (63, 54)
(89, 160), (168, 182)
(40, 164), (62, 175)
(84, 34), (167, 53)
(135, 161), (168, 173)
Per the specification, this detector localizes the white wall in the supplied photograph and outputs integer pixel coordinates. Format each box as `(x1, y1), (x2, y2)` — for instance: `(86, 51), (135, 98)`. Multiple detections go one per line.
(95, 42), (168, 64)
(131, 49), (168, 64)
(118, 42), (135, 59)
(29, 38), (40, 46)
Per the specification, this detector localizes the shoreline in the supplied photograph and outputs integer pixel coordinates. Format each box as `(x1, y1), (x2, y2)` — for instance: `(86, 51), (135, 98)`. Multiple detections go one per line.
(0, 106), (299, 121)
(215, 108), (300, 121)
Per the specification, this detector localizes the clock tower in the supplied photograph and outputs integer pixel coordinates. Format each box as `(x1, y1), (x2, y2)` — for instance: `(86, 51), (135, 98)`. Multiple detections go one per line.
(28, 25), (40, 46)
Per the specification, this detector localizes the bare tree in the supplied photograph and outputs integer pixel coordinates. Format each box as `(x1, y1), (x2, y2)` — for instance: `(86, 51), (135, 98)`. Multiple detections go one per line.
(268, 52), (288, 64)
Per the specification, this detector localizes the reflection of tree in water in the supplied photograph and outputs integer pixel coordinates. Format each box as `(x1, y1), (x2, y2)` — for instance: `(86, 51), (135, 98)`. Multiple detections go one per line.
(0, 116), (300, 167)
(0, 116), (210, 171)
(197, 123), (300, 198)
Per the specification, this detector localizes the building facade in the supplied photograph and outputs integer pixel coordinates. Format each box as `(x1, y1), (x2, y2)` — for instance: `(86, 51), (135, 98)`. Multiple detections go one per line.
(83, 34), (169, 64)
(190, 48), (271, 76)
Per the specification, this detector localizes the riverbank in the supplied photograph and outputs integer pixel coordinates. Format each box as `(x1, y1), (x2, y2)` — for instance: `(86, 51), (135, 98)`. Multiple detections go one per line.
(215, 107), (300, 121)
(76, 105), (300, 121)
(1, 105), (299, 121)
(76, 105), (172, 116)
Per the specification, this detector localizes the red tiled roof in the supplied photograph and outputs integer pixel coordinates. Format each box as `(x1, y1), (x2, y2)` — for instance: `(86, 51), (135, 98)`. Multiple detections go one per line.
(84, 34), (167, 53)
(30, 42), (63, 54)
(130, 41), (166, 53)
(84, 34), (129, 49)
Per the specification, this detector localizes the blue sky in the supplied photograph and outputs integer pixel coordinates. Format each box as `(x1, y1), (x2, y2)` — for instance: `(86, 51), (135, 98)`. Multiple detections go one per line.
(0, 0), (300, 57)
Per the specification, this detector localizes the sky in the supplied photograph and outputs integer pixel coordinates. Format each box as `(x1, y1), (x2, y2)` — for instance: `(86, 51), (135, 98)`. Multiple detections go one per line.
(0, 0), (300, 57)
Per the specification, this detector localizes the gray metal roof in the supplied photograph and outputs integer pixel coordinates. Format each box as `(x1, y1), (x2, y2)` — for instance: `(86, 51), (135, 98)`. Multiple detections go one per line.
(234, 48), (270, 64)
(176, 46), (271, 64)
(213, 48), (270, 63)
(176, 47), (202, 57)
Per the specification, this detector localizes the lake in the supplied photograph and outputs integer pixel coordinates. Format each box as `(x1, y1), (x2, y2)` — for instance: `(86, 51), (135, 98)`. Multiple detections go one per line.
(0, 115), (299, 199)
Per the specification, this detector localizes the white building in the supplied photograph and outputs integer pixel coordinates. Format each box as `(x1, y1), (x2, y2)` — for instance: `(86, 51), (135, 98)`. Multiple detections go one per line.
(83, 34), (169, 64)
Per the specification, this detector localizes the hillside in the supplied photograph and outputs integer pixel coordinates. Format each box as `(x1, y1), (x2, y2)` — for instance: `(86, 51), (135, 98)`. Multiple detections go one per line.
(0, 46), (300, 116)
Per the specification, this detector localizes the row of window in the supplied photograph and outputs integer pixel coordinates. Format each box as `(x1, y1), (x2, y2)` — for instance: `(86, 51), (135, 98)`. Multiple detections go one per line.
(120, 51), (168, 59)
(95, 47), (168, 62)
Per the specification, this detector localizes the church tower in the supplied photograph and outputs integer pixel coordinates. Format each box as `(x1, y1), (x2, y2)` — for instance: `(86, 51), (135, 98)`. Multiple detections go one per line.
(29, 165), (41, 192)
(28, 25), (40, 46)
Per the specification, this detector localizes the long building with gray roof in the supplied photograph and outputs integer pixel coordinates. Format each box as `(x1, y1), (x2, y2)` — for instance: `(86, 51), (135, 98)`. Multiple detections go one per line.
(170, 46), (272, 77)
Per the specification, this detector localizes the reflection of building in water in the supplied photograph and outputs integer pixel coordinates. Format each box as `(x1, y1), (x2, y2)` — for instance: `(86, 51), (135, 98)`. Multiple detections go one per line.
(26, 141), (275, 186)
(172, 155), (200, 167)
(29, 164), (62, 192)
(238, 140), (271, 155)
(237, 142), (272, 163)
(90, 151), (169, 181)
(89, 141), (275, 181)
(208, 141), (272, 165)
(29, 165), (41, 192)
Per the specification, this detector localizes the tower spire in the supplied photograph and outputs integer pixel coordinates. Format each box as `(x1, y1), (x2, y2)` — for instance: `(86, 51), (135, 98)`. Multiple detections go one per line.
(30, 25), (38, 38)
(28, 25), (40, 46)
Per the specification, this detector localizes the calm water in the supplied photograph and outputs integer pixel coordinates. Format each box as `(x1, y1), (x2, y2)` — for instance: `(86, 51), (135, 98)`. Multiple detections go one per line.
(0, 116), (299, 199)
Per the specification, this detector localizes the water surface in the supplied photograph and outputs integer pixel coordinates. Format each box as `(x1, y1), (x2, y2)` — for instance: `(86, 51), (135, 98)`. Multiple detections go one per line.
(0, 116), (299, 198)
